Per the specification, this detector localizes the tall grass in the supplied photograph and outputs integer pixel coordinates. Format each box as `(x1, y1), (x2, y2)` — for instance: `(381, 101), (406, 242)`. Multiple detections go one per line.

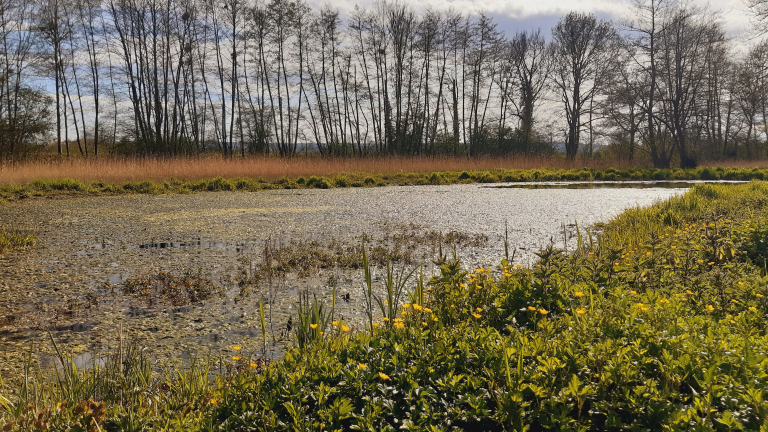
(602, 180), (768, 246)
(0, 155), (648, 184)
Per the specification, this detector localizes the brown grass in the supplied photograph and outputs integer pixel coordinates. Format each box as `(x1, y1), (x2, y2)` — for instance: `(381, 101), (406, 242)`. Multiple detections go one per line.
(0, 155), (655, 184)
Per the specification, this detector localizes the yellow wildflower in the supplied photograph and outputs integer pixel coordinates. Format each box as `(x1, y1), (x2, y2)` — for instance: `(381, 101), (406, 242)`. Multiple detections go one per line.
(686, 290), (694, 295)
(472, 313), (482, 319)
(394, 322), (405, 329)
(358, 363), (367, 370)
(310, 324), (318, 329)
(476, 307), (483, 312)
(423, 307), (432, 313)
(402, 303), (411, 309)
(378, 372), (390, 380)
(233, 345), (242, 351)
(538, 308), (548, 315)
(630, 290), (637, 295)
(250, 362), (258, 368)
(527, 306), (537, 311)
(749, 306), (757, 312)
(575, 308), (587, 315)
(705, 304), (715, 312)
(383, 317), (390, 322)
(341, 325), (350, 332)
(332, 321), (339, 326)
(413, 304), (423, 311)
(232, 356), (241, 361)
(209, 398), (218, 406)
(373, 323), (380, 328)
(574, 291), (584, 298)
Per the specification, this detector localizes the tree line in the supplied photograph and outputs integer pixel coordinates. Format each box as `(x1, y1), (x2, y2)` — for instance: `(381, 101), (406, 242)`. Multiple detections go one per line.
(2, 0), (768, 167)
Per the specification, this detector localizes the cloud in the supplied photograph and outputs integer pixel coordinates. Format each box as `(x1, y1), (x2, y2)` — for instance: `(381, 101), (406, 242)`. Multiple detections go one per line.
(306, 0), (757, 39)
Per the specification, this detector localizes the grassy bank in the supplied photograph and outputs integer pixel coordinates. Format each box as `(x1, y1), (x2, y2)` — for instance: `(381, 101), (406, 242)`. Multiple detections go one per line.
(2, 165), (768, 202)
(3, 182), (768, 431)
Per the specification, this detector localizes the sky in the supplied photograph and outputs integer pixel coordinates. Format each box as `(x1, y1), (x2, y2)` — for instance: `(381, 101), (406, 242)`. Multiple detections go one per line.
(311, 0), (758, 43)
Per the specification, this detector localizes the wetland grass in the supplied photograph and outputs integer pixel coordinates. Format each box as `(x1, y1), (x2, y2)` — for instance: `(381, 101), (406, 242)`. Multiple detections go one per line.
(4, 182), (768, 430)
(2, 156), (768, 202)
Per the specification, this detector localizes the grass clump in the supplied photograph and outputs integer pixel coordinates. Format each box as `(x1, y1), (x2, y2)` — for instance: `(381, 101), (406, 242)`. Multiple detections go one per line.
(0, 230), (34, 252)
(116, 269), (221, 307)
(4, 183), (768, 430)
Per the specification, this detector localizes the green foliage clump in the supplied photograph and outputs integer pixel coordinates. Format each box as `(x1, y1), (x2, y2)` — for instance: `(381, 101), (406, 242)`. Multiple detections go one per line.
(0, 230), (34, 252)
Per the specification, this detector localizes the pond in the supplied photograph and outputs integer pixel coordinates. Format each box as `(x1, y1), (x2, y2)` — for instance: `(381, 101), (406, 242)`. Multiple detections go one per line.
(0, 182), (701, 370)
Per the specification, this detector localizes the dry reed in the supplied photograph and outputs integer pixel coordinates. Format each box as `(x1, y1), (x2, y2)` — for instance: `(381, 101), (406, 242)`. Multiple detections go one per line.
(0, 155), (653, 184)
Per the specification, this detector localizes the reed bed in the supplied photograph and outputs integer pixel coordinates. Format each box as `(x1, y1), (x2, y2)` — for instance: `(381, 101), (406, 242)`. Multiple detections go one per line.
(0, 155), (650, 184)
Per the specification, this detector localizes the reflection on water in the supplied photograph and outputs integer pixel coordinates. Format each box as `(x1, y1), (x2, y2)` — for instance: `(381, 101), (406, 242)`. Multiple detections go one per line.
(488, 180), (747, 189)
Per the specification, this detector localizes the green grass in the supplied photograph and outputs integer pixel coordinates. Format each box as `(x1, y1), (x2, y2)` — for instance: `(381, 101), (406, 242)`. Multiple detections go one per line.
(0, 230), (34, 252)
(2, 166), (768, 202)
(3, 182), (768, 430)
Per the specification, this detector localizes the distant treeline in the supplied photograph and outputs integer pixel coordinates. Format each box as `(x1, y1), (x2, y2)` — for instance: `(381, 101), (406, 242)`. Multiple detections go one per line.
(2, 0), (768, 166)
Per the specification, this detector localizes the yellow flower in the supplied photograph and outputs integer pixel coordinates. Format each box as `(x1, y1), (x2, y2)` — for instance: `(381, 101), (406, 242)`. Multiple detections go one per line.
(538, 308), (548, 315)
(378, 372), (390, 380)
(413, 304), (423, 311)
(640, 306), (649, 312)
(332, 321), (339, 326)
(319, 331), (324, 336)
(421, 322), (428, 326)
(232, 356), (241, 361)
(635, 302), (645, 308)
(749, 306), (757, 312)
(646, 252), (652, 256)
(630, 290), (637, 295)
(476, 307), (483, 312)
(574, 291), (584, 298)
(527, 306), (537, 311)
(732, 299), (739, 304)
(250, 362), (258, 368)
(383, 317), (390, 322)
(209, 398), (218, 406)
(515, 265), (522, 268)
(697, 259), (704, 263)
(476, 268), (484, 273)
(575, 307), (587, 315)
(658, 298), (669, 304)
(472, 313), (482, 319)
(432, 316), (438, 322)
(738, 281), (744, 286)
(686, 290), (694, 295)
(233, 345), (242, 351)
(423, 307), (432, 313)
(394, 322), (405, 329)
(757, 294), (764, 298)
(310, 324), (318, 329)
(373, 323), (380, 328)
(402, 303), (411, 309)
(341, 325), (350, 332)
(705, 304), (715, 312)
(708, 262), (715, 266)
(358, 363), (367, 370)
(460, 283), (467, 288)
(451, 304), (456, 308)
(401, 311), (408, 316)
(476, 285), (482, 290)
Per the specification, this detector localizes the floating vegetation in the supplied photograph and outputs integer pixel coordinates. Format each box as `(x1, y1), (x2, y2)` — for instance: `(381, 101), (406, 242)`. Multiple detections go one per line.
(118, 269), (221, 307)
